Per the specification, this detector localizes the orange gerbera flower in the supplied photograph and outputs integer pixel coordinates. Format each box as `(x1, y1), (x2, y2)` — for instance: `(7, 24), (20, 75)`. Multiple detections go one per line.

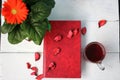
(2, 0), (29, 24)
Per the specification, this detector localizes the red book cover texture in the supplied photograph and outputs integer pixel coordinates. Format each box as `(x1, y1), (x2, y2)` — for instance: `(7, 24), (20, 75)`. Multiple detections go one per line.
(43, 21), (81, 78)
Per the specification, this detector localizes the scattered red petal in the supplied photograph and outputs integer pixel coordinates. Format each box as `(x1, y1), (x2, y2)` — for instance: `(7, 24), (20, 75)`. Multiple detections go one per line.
(36, 74), (44, 80)
(35, 52), (41, 61)
(98, 19), (107, 28)
(26, 62), (31, 69)
(73, 28), (79, 36)
(81, 27), (87, 35)
(48, 62), (56, 71)
(31, 66), (38, 73)
(53, 47), (61, 56)
(67, 30), (73, 38)
(31, 72), (37, 76)
(54, 35), (62, 41)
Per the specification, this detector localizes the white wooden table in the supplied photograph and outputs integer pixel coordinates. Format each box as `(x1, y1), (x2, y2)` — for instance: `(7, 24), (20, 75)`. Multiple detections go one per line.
(0, 0), (119, 80)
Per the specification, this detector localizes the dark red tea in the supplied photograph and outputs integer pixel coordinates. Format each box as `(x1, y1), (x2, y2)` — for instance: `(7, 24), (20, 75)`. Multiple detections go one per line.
(85, 42), (106, 63)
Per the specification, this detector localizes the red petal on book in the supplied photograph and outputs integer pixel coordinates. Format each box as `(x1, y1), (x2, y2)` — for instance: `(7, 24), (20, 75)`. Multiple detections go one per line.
(48, 62), (56, 71)
(98, 20), (107, 28)
(36, 74), (44, 80)
(26, 62), (31, 69)
(53, 47), (61, 56)
(67, 30), (73, 38)
(54, 35), (62, 41)
(73, 28), (79, 36)
(35, 52), (41, 61)
(31, 66), (38, 73)
(81, 27), (87, 35)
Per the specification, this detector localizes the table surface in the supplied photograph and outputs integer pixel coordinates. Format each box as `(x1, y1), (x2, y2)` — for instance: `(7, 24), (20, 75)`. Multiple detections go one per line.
(0, 0), (119, 80)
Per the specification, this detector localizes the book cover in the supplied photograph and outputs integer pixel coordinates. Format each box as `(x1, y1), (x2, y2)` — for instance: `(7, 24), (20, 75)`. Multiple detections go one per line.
(43, 21), (81, 78)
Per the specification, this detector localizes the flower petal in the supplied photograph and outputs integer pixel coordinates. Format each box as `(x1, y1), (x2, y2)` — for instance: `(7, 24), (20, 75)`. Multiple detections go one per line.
(2, 0), (29, 24)
(81, 27), (87, 35)
(98, 19), (107, 28)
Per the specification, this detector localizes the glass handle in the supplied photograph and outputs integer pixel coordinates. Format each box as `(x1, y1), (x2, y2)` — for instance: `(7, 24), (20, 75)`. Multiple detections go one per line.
(97, 61), (105, 70)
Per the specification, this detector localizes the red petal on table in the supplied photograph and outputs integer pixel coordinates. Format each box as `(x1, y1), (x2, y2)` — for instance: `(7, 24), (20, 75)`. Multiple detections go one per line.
(54, 35), (62, 41)
(26, 62), (31, 69)
(31, 66), (38, 73)
(73, 28), (79, 36)
(67, 30), (73, 38)
(35, 52), (41, 61)
(53, 47), (61, 56)
(81, 27), (87, 35)
(36, 74), (44, 80)
(98, 20), (107, 28)
(31, 72), (37, 76)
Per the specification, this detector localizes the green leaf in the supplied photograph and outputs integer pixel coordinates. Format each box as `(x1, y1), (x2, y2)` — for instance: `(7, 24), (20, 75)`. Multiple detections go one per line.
(23, 0), (39, 6)
(45, 19), (51, 31)
(27, 20), (48, 45)
(1, 22), (16, 34)
(8, 25), (27, 44)
(47, 23), (51, 31)
(20, 21), (30, 35)
(41, 0), (55, 8)
(29, 2), (51, 23)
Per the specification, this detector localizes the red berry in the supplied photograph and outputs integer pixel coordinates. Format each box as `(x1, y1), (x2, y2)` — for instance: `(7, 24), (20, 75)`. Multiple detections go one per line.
(35, 52), (41, 61)
(81, 27), (87, 35)
(98, 19), (107, 28)
(26, 62), (31, 69)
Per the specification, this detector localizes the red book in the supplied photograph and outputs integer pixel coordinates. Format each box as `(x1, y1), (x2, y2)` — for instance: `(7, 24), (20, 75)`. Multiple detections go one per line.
(43, 21), (81, 78)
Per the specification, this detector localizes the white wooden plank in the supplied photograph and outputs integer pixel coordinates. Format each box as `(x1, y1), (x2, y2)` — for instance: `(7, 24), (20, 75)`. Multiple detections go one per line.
(0, 36), (44, 52)
(49, 0), (119, 21)
(0, 53), (43, 80)
(1, 0), (119, 20)
(0, 52), (119, 80)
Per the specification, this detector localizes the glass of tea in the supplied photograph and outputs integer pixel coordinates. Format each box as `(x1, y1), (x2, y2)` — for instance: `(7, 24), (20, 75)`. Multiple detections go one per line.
(84, 42), (106, 70)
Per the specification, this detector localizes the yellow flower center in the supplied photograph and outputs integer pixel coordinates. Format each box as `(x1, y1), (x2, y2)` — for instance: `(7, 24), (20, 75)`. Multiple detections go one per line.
(11, 9), (17, 14)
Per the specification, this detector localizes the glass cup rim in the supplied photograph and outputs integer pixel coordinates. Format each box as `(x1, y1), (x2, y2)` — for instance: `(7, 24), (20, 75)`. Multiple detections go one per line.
(84, 41), (106, 63)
